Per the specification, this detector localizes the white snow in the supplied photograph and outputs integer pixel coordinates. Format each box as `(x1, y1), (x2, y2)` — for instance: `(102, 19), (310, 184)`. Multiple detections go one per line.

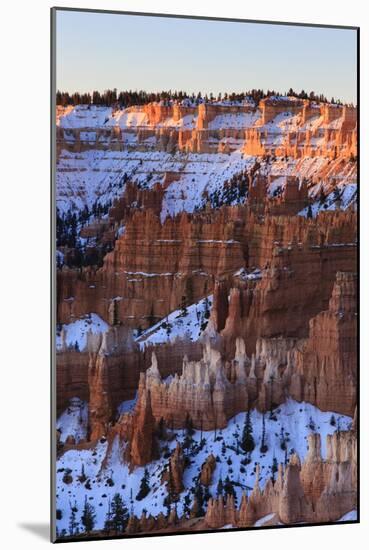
(117, 395), (138, 415)
(254, 513), (276, 526)
(107, 110), (148, 128)
(268, 176), (286, 197)
(56, 399), (352, 535)
(338, 510), (357, 522)
(136, 296), (213, 350)
(56, 313), (109, 351)
(59, 105), (112, 129)
(57, 398), (88, 444)
(208, 111), (260, 130)
(234, 268), (262, 281)
(298, 183), (357, 218)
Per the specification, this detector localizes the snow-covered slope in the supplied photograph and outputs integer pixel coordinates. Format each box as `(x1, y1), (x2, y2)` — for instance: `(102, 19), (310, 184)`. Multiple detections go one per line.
(136, 296), (213, 349)
(57, 398), (88, 443)
(56, 400), (352, 535)
(56, 313), (109, 351)
(299, 182), (357, 217)
(58, 105), (112, 128)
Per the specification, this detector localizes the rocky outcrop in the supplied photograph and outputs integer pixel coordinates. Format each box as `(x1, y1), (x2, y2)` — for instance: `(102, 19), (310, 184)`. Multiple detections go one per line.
(129, 374), (158, 467)
(161, 442), (185, 495)
(203, 428), (356, 529)
(291, 271), (357, 415)
(200, 454), (216, 486)
(214, 212), (357, 355)
(88, 352), (113, 441)
(138, 343), (248, 430)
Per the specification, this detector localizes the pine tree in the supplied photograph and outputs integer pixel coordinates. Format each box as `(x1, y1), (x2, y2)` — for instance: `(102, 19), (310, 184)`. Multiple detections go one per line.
(183, 493), (191, 516)
(241, 410), (255, 454)
(107, 493), (128, 534)
(136, 468), (150, 501)
(193, 484), (204, 517)
(307, 204), (313, 219)
(112, 299), (119, 326)
(104, 497), (112, 533)
(271, 456), (278, 483)
(147, 306), (155, 327)
(216, 476), (224, 497)
(81, 496), (96, 534)
(180, 295), (188, 317)
(224, 475), (237, 503)
(203, 296), (211, 319)
(78, 464), (87, 483)
(68, 501), (78, 537)
(260, 413), (268, 453)
(280, 426), (287, 451)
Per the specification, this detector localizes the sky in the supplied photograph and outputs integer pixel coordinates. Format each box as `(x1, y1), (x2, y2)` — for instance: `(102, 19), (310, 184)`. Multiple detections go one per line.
(56, 10), (357, 104)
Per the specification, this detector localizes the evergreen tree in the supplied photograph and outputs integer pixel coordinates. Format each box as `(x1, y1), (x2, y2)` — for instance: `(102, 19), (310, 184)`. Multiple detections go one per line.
(280, 426), (287, 451)
(193, 483), (204, 517)
(223, 475), (237, 503)
(68, 501), (79, 537)
(183, 493), (191, 517)
(306, 204), (313, 219)
(271, 456), (278, 483)
(241, 410), (255, 454)
(104, 498), (112, 533)
(112, 299), (119, 326)
(147, 306), (155, 327)
(78, 464), (87, 483)
(81, 496), (96, 534)
(216, 476), (224, 497)
(106, 493), (128, 534)
(136, 468), (150, 501)
(260, 413), (268, 453)
(156, 417), (166, 440)
(180, 295), (188, 317)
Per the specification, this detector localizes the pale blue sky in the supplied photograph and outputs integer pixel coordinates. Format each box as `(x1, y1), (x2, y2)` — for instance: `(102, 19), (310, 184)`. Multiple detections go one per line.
(56, 10), (357, 104)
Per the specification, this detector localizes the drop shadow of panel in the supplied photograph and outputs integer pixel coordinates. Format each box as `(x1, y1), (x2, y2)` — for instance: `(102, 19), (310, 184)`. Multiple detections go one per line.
(18, 523), (49, 541)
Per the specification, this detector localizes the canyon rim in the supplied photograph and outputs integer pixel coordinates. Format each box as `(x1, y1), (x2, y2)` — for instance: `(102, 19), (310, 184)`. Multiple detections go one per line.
(52, 8), (358, 542)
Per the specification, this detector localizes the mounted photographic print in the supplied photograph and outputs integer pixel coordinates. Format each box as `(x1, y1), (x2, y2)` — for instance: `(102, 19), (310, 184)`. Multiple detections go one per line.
(51, 7), (359, 542)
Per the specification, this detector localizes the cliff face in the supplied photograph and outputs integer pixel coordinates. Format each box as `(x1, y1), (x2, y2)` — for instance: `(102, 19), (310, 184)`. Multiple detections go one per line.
(291, 271), (357, 415)
(57, 205), (247, 326)
(57, 326), (141, 438)
(57, 100), (357, 160)
(57, 206), (356, 336)
(212, 213), (356, 355)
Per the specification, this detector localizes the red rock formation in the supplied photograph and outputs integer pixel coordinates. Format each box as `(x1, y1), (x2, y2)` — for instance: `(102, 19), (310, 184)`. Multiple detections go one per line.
(215, 212), (357, 355)
(291, 271), (357, 415)
(57, 325), (141, 420)
(162, 442), (185, 495)
(203, 429), (356, 529)
(129, 374), (158, 467)
(278, 454), (312, 523)
(88, 352), (112, 441)
(259, 97), (304, 125)
(200, 454), (216, 486)
(140, 343), (248, 430)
